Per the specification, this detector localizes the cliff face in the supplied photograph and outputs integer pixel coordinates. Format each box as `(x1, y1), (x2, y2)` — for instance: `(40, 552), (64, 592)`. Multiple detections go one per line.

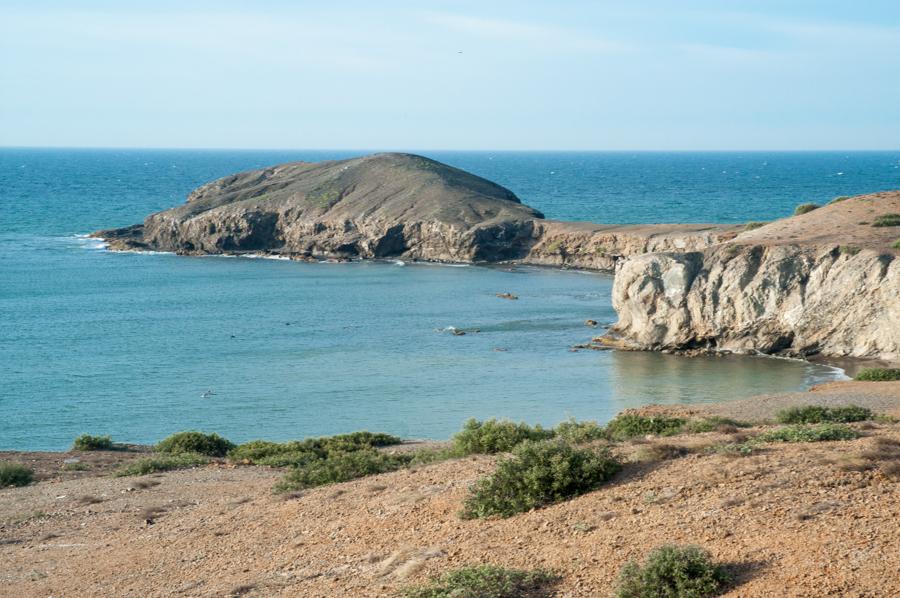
(95, 153), (545, 262)
(602, 192), (900, 362)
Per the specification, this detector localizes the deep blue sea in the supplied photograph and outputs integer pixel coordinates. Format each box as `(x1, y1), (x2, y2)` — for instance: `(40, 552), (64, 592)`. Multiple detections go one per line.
(3, 149), (899, 450)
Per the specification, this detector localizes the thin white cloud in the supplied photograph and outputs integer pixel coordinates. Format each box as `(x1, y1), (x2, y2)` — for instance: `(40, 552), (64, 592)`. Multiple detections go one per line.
(423, 11), (628, 53)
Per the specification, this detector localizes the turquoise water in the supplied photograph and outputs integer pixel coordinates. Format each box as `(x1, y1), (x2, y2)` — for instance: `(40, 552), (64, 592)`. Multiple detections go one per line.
(4, 149), (899, 450)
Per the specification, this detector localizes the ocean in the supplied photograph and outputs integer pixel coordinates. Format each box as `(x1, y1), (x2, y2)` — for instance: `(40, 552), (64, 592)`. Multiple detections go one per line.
(2, 149), (899, 450)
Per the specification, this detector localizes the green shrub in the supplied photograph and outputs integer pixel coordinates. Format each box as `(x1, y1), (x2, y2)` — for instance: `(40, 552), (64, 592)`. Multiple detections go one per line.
(408, 446), (464, 466)
(892, 239), (900, 250)
(402, 565), (559, 598)
(61, 462), (91, 471)
(838, 245), (861, 256)
(274, 448), (412, 492)
(683, 417), (749, 433)
(743, 221), (768, 231)
(228, 431), (403, 465)
(830, 196), (851, 204)
(114, 452), (208, 476)
(605, 415), (686, 440)
(0, 462), (34, 488)
(553, 418), (606, 443)
(775, 405), (872, 424)
(855, 368), (900, 381)
(156, 431), (235, 457)
(760, 424), (859, 443)
(706, 441), (758, 457)
(615, 544), (730, 598)
(872, 213), (900, 227)
(453, 418), (553, 455)
(794, 203), (820, 216)
(461, 440), (621, 519)
(72, 434), (113, 451)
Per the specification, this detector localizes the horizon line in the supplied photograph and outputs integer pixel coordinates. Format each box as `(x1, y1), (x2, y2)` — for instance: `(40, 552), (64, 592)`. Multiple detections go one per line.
(2, 145), (899, 153)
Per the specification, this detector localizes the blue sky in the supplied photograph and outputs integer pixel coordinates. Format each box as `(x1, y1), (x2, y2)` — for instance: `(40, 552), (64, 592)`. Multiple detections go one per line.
(2, 1), (899, 150)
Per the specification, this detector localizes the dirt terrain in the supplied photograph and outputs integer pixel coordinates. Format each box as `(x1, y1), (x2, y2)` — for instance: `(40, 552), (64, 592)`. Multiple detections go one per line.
(2, 383), (899, 597)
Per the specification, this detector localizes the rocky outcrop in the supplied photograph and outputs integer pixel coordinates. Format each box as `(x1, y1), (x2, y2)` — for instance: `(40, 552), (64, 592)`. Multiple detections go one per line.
(600, 192), (900, 362)
(94, 153), (545, 262)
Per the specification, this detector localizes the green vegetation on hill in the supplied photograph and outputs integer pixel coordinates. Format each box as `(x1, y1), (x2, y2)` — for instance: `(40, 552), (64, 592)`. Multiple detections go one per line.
(776, 405), (872, 424)
(115, 452), (209, 476)
(274, 448), (412, 492)
(743, 221), (768, 231)
(855, 368), (900, 381)
(73, 434), (113, 451)
(760, 423), (859, 443)
(872, 213), (900, 227)
(794, 203), (820, 215)
(605, 414), (687, 440)
(0, 462), (34, 488)
(461, 440), (621, 519)
(402, 565), (559, 598)
(452, 418), (554, 455)
(156, 431), (235, 457)
(615, 545), (730, 598)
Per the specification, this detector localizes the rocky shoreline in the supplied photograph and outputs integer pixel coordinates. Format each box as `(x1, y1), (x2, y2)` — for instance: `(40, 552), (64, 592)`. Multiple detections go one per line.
(92, 153), (900, 365)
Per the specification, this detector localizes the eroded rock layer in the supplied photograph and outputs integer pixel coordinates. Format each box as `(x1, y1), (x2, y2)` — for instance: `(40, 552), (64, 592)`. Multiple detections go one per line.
(601, 192), (900, 362)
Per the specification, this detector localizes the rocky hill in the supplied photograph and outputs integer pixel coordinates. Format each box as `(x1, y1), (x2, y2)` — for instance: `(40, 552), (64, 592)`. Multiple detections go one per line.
(95, 153), (545, 262)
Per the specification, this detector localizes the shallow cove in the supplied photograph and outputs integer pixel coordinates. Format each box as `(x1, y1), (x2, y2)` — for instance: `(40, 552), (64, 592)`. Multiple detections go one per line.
(6, 148), (893, 450)
(2, 244), (839, 450)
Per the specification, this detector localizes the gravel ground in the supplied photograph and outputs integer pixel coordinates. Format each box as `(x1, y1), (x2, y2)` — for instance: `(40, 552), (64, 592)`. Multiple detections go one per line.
(1, 382), (898, 597)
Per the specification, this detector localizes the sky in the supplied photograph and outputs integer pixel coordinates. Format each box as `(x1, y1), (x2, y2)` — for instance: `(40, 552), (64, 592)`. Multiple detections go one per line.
(1, 1), (899, 150)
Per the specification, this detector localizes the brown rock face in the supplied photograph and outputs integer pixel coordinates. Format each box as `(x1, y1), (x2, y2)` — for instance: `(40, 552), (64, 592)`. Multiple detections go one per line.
(94, 153), (545, 262)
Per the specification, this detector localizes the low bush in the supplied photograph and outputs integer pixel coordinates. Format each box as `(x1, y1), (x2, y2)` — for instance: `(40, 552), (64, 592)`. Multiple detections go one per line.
(453, 418), (553, 455)
(855, 368), (900, 381)
(553, 418), (606, 443)
(72, 434), (113, 451)
(634, 443), (690, 462)
(114, 452), (208, 476)
(794, 203), (820, 216)
(892, 239), (900, 250)
(615, 544), (730, 598)
(228, 431), (403, 465)
(830, 196), (851, 203)
(683, 417), (749, 433)
(61, 462), (91, 471)
(156, 431), (235, 457)
(402, 565), (559, 598)
(605, 414), (686, 440)
(273, 448), (412, 492)
(706, 441), (758, 457)
(872, 213), (900, 227)
(760, 424), (859, 443)
(0, 462), (34, 488)
(838, 245), (861, 256)
(461, 440), (621, 519)
(776, 405), (872, 424)
(743, 221), (768, 231)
